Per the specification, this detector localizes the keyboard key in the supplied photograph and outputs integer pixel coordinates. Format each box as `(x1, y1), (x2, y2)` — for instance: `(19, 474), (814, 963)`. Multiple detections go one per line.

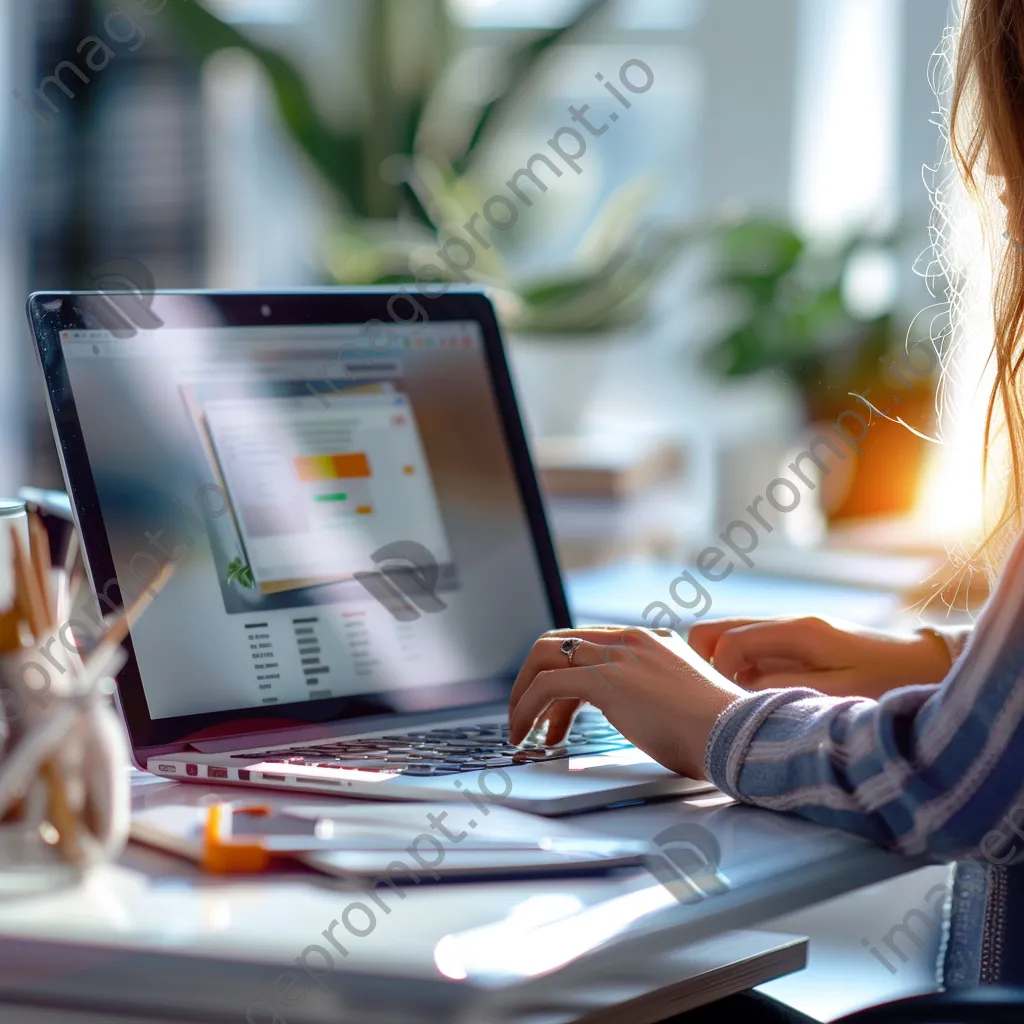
(426, 739), (505, 749)
(322, 752), (392, 760)
(511, 750), (565, 761)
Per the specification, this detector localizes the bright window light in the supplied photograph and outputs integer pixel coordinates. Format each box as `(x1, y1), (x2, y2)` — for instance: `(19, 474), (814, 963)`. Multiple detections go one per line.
(791, 0), (901, 235)
(842, 248), (898, 320)
(451, 0), (593, 29)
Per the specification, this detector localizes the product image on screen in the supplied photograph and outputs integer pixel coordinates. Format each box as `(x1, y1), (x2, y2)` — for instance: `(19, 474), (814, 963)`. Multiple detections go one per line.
(60, 317), (554, 721)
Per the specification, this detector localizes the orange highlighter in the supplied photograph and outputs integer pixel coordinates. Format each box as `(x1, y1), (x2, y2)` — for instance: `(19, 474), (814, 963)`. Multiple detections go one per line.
(200, 802), (364, 873)
(201, 803), (280, 873)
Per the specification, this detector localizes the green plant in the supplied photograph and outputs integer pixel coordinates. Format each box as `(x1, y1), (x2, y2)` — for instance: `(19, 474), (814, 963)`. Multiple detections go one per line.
(147, 0), (685, 334)
(700, 217), (903, 400)
(226, 556), (255, 590)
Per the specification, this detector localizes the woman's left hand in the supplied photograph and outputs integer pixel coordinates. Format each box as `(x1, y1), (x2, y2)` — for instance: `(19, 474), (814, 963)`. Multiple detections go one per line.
(508, 626), (747, 780)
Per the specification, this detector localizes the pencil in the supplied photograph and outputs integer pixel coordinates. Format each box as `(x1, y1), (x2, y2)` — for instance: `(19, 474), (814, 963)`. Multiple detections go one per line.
(56, 529), (79, 625)
(0, 531), (25, 825)
(11, 530), (47, 640)
(111, 560), (174, 642)
(82, 560), (176, 667)
(0, 607), (23, 654)
(40, 760), (79, 863)
(14, 527), (80, 861)
(27, 513), (54, 625)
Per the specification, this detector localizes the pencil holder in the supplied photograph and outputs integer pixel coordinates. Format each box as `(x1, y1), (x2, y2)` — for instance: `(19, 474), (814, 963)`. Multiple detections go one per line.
(0, 501), (28, 611)
(0, 641), (130, 882)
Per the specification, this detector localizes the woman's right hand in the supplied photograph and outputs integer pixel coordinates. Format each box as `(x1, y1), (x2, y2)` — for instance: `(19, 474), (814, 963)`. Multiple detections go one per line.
(687, 616), (952, 700)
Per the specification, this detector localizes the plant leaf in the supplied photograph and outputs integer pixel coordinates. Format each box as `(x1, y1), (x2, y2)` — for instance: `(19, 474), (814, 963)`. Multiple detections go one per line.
(227, 556), (256, 590)
(451, 0), (616, 173)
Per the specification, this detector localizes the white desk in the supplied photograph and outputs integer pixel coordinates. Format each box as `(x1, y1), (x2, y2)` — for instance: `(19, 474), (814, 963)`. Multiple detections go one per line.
(0, 770), (926, 1023)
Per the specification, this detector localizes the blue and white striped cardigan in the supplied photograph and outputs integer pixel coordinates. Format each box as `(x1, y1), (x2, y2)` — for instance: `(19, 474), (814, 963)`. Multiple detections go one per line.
(703, 534), (1024, 987)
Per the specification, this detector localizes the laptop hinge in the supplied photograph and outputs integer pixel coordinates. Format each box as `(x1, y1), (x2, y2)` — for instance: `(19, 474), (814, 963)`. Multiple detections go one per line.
(137, 702), (509, 759)
(184, 718), (350, 755)
(135, 719), (343, 760)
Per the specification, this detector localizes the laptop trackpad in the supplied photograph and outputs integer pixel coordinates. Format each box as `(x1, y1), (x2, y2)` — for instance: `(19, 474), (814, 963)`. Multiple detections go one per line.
(491, 749), (712, 813)
(557, 748), (656, 771)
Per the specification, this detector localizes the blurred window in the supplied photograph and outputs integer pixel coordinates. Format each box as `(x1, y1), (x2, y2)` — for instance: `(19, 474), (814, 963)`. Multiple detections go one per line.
(450, 0), (704, 30)
(447, 0), (705, 272)
(205, 0), (312, 24)
(464, 43), (700, 274)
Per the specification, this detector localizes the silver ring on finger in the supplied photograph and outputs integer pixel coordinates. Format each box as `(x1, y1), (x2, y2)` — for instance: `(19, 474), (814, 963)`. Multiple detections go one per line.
(560, 637), (583, 666)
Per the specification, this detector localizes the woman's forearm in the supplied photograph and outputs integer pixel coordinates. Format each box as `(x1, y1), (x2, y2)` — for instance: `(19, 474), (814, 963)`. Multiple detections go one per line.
(856, 625), (971, 700)
(703, 547), (1024, 861)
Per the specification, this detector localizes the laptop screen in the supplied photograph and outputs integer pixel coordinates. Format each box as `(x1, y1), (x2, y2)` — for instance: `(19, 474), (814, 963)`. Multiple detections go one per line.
(57, 313), (557, 722)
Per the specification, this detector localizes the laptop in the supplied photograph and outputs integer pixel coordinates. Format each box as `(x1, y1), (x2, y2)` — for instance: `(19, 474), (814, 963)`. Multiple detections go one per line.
(26, 288), (712, 815)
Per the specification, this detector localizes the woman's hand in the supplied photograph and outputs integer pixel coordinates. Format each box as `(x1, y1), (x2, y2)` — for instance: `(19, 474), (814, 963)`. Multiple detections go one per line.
(508, 626), (747, 780)
(687, 616), (952, 699)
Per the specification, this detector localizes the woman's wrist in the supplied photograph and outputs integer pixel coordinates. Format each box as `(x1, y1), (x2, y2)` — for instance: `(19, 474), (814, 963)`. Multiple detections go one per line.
(859, 630), (951, 699)
(703, 686), (824, 796)
(912, 627), (955, 683)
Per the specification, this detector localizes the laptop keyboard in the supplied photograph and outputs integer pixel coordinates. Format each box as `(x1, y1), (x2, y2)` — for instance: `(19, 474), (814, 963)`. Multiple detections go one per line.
(232, 709), (632, 777)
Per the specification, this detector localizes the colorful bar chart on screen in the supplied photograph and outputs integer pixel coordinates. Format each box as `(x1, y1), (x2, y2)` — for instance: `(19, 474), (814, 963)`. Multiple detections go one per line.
(201, 391), (451, 596)
(294, 453), (372, 482)
(294, 453), (375, 518)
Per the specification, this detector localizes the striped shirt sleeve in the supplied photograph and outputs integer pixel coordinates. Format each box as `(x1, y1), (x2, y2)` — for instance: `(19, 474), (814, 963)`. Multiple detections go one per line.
(703, 541), (1024, 862)
(923, 625), (973, 664)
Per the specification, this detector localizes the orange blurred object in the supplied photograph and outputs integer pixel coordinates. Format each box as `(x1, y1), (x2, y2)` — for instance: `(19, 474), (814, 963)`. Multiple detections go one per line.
(294, 453), (371, 481)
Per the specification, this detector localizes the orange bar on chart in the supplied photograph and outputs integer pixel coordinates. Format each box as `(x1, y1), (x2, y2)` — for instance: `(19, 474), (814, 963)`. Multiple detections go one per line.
(332, 453), (371, 478)
(294, 453), (371, 481)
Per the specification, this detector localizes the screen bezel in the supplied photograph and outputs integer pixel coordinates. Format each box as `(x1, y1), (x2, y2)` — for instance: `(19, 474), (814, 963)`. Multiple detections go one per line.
(26, 289), (572, 752)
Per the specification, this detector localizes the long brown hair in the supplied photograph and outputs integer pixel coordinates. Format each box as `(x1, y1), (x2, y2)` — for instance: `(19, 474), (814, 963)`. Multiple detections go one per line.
(951, 0), (1024, 568)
